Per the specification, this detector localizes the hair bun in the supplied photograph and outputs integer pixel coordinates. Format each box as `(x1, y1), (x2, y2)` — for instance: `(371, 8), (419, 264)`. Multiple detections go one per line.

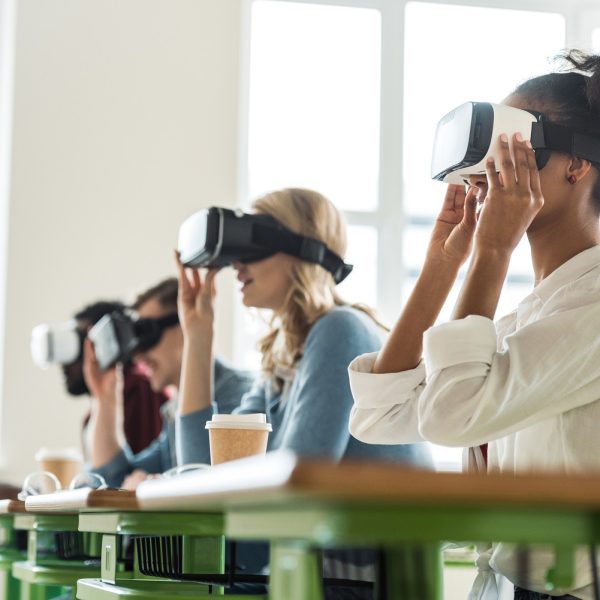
(556, 49), (600, 115)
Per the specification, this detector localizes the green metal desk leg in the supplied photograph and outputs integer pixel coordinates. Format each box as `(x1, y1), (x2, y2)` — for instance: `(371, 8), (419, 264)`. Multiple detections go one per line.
(1, 554), (22, 598)
(5, 570), (20, 599)
(19, 581), (68, 600)
(545, 544), (576, 591)
(269, 542), (323, 600)
(378, 544), (443, 600)
(0, 514), (23, 598)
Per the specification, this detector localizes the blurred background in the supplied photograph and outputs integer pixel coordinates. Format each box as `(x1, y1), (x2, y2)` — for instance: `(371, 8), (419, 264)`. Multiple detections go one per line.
(0, 0), (598, 484)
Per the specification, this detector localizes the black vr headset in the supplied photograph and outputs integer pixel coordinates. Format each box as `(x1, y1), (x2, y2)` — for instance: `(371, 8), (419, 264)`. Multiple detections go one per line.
(88, 312), (179, 370)
(431, 102), (600, 184)
(177, 207), (353, 284)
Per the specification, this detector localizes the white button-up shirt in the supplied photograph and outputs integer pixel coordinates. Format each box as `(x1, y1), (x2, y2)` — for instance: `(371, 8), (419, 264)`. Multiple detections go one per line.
(348, 245), (600, 600)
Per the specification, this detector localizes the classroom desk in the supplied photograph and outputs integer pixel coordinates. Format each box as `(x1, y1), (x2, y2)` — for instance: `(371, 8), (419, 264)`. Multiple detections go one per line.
(134, 450), (600, 600)
(25, 489), (139, 514)
(0, 500), (27, 599)
(24, 488), (257, 599)
(10, 495), (101, 600)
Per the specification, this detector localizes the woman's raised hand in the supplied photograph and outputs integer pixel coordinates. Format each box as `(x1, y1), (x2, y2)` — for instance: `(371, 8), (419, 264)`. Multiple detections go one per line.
(426, 183), (478, 267)
(175, 251), (219, 341)
(475, 133), (544, 255)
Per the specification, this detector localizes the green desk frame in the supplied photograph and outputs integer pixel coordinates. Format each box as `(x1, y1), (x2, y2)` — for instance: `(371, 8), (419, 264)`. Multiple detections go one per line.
(76, 511), (265, 599)
(134, 452), (600, 600)
(222, 500), (600, 600)
(12, 513), (100, 600)
(0, 512), (25, 599)
(15, 453), (600, 600)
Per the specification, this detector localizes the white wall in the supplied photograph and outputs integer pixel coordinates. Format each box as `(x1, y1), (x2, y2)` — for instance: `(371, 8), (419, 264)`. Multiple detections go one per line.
(0, 0), (243, 484)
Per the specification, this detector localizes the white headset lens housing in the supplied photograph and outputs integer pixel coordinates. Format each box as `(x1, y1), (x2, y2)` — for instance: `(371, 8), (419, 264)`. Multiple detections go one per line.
(431, 102), (538, 184)
(177, 209), (213, 265)
(30, 321), (81, 369)
(88, 314), (121, 370)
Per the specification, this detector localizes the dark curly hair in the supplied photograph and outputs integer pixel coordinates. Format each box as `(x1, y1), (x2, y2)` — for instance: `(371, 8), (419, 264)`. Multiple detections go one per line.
(512, 49), (600, 213)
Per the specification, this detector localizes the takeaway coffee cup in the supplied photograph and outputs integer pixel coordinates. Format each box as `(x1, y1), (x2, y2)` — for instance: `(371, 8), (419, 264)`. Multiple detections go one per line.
(34, 447), (83, 489)
(205, 414), (272, 465)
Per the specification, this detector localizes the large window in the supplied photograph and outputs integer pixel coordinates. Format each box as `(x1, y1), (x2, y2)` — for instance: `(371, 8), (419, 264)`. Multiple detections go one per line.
(403, 3), (564, 324)
(247, 1), (382, 308)
(243, 0), (596, 469)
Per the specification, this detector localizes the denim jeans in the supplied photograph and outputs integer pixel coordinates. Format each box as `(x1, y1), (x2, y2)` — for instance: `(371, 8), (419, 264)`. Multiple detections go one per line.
(514, 586), (581, 599)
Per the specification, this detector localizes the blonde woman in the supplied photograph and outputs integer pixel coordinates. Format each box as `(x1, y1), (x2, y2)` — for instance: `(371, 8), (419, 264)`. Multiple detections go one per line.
(175, 188), (431, 467)
(176, 188), (431, 598)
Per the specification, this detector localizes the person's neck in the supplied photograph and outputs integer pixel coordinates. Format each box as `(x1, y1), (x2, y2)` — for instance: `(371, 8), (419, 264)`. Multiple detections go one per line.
(528, 209), (600, 284)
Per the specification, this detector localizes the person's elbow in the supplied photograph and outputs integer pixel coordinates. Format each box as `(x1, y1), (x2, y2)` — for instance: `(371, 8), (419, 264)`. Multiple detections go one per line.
(348, 406), (382, 444)
(348, 405), (422, 445)
(417, 394), (482, 447)
(417, 417), (470, 447)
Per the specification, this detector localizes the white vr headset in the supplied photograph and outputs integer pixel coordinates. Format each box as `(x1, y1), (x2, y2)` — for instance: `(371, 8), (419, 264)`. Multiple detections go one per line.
(431, 101), (600, 184)
(31, 321), (83, 369)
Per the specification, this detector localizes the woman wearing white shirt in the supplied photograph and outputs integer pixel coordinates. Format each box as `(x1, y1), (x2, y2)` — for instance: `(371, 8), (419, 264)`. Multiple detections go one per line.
(348, 50), (600, 600)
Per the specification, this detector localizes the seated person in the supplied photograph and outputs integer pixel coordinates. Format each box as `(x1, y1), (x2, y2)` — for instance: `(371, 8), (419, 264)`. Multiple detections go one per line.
(87, 277), (255, 489)
(348, 50), (600, 600)
(176, 188), (433, 598)
(33, 300), (167, 460)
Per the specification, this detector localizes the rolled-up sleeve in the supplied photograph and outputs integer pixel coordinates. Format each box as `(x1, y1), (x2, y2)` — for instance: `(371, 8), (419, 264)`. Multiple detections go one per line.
(424, 315), (497, 372)
(348, 352), (426, 444)
(418, 305), (600, 447)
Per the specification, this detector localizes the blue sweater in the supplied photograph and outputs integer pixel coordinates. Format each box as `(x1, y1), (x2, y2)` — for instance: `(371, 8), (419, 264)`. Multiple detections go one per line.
(93, 357), (254, 487)
(178, 306), (432, 467)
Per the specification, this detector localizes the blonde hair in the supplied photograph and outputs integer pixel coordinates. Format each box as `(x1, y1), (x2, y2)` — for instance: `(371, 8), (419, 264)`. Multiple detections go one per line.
(253, 188), (384, 385)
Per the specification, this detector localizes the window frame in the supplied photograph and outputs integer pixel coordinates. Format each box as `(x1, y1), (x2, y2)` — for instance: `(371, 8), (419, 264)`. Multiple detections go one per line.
(237, 0), (600, 467)
(239, 0), (595, 324)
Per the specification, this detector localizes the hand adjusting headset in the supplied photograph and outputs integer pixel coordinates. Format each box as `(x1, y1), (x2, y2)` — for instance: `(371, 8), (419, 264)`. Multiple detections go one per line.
(431, 101), (600, 184)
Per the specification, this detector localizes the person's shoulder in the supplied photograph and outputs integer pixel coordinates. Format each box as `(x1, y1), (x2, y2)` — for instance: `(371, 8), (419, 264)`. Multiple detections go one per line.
(312, 305), (380, 331)
(306, 306), (383, 348)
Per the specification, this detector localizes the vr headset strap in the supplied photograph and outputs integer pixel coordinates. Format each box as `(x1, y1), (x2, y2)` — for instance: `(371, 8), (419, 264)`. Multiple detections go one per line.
(154, 313), (180, 329)
(252, 223), (353, 284)
(531, 121), (600, 164)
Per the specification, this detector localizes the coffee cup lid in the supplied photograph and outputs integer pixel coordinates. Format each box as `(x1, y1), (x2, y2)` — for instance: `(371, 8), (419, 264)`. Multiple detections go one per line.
(34, 447), (83, 462)
(205, 413), (272, 431)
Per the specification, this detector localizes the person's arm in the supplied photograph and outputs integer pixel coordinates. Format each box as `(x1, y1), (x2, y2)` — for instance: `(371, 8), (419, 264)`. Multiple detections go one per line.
(373, 183), (477, 373)
(276, 309), (382, 460)
(92, 426), (172, 487)
(416, 135), (552, 446)
(452, 135), (543, 321)
(233, 377), (269, 415)
(176, 363), (255, 465)
(84, 339), (125, 468)
(347, 185), (477, 443)
(418, 299), (600, 446)
(213, 359), (256, 414)
(176, 256), (218, 417)
(348, 351), (426, 444)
